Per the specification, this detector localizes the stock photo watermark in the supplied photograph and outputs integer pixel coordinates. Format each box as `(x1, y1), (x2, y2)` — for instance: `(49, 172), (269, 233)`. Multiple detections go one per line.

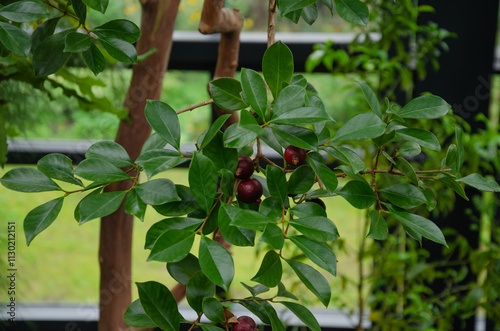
(6, 221), (16, 323)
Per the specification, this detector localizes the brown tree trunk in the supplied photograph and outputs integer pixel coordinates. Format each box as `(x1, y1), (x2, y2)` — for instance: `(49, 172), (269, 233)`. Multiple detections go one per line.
(98, 1), (180, 330)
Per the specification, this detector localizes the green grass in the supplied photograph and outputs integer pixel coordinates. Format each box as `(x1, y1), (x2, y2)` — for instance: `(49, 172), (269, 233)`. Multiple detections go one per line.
(0, 166), (365, 309)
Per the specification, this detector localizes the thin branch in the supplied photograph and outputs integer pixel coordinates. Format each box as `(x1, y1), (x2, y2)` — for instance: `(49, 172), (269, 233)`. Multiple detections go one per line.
(220, 297), (274, 303)
(45, 1), (90, 34)
(176, 98), (214, 114)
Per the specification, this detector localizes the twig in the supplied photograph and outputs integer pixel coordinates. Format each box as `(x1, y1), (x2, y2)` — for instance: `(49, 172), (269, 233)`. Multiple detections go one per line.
(267, 0), (277, 48)
(187, 312), (204, 331)
(176, 99), (214, 114)
(45, 1), (91, 34)
(220, 297), (274, 302)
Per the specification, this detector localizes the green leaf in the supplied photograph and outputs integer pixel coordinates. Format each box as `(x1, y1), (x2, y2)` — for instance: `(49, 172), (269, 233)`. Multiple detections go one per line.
(260, 223), (284, 250)
(242, 283), (270, 297)
(334, 0), (369, 25)
(167, 253), (201, 285)
(457, 173), (500, 192)
(0, 114), (6, 168)
(189, 152), (218, 213)
(200, 114), (232, 149)
(31, 17), (60, 51)
(321, 0), (334, 13)
(270, 106), (330, 125)
(64, 32), (91, 52)
(199, 236), (234, 291)
(223, 123), (258, 148)
(136, 149), (186, 179)
(273, 85), (306, 115)
(0, 167), (61, 192)
(325, 146), (365, 173)
(135, 178), (180, 206)
(251, 251), (282, 287)
(389, 207), (447, 247)
(380, 183), (427, 209)
(0, 0), (49, 22)
(262, 41), (294, 98)
(455, 126), (465, 170)
(288, 216), (339, 242)
(287, 165), (316, 195)
(333, 112), (386, 141)
(202, 297), (225, 323)
(302, 3), (318, 25)
(136, 281), (180, 331)
(99, 37), (137, 64)
(266, 165), (287, 206)
(203, 131), (239, 171)
(186, 270), (215, 314)
(71, 0), (87, 24)
(395, 128), (441, 151)
(124, 299), (156, 328)
(73, 158), (130, 183)
(237, 300), (271, 324)
(93, 19), (140, 43)
(82, 0), (108, 13)
(231, 209), (275, 231)
(79, 191), (127, 224)
(261, 302), (286, 331)
(86, 140), (133, 168)
(276, 282), (298, 300)
(148, 229), (195, 262)
(306, 152), (338, 195)
(279, 301), (321, 331)
(240, 109), (265, 135)
(289, 236), (337, 275)
(145, 217), (202, 249)
(261, 126), (284, 156)
(367, 210), (388, 240)
(394, 157), (419, 185)
(278, 0), (317, 17)
(272, 125), (318, 151)
(439, 173), (468, 200)
(33, 29), (73, 76)
(337, 180), (377, 209)
(399, 95), (450, 119)
(218, 203), (255, 247)
(141, 133), (167, 154)
(0, 22), (31, 57)
(37, 154), (82, 186)
(82, 42), (106, 75)
(24, 197), (64, 245)
(145, 100), (181, 150)
(398, 142), (421, 157)
(357, 81), (382, 118)
(241, 67), (267, 120)
(443, 144), (458, 173)
(285, 259), (331, 307)
(209, 78), (247, 111)
(124, 189), (147, 221)
(153, 185), (200, 217)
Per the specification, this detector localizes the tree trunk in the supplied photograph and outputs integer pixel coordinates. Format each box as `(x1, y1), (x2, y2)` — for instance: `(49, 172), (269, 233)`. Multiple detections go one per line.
(98, 1), (180, 330)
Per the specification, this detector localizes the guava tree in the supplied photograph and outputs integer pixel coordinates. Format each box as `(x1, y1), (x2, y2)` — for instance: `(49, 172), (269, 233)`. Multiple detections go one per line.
(2, 1), (500, 331)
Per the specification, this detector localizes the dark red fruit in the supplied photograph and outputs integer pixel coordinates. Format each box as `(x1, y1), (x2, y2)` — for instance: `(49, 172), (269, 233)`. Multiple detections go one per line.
(307, 198), (326, 210)
(232, 316), (257, 331)
(237, 178), (263, 204)
(235, 155), (254, 179)
(284, 145), (307, 166)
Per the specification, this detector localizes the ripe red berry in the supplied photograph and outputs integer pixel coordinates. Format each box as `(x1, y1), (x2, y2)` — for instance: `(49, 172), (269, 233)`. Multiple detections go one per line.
(237, 178), (263, 204)
(232, 316), (257, 331)
(284, 145), (307, 166)
(235, 155), (254, 179)
(306, 198), (326, 210)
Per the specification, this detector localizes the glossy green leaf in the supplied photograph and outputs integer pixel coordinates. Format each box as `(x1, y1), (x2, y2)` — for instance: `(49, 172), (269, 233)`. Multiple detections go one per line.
(266, 165), (287, 205)
(64, 32), (91, 52)
(218, 203), (255, 247)
(261, 126), (284, 156)
(79, 191), (126, 224)
(99, 37), (137, 64)
(189, 152), (218, 213)
(82, 0), (108, 13)
(86, 140), (133, 168)
(270, 106), (329, 125)
(439, 173), (468, 200)
(202, 297), (225, 323)
(93, 19), (140, 43)
(367, 210), (388, 240)
(24, 197), (64, 245)
(443, 144), (458, 173)
(389, 207), (447, 247)
(199, 236), (234, 291)
(302, 3), (318, 25)
(124, 299), (156, 328)
(357, 81), (382, 118)
(306, 152), (338, 195)
(276, 282), (299, 300)
(209, 78), (247, 111)
(123, 189), (147, 221)
(273, 85), (306, 115)
(326, 146), (365, 173)
(200, 114), (232, 149)
(262, 41), (294, 98)
(237, 300), (271, 325)
(240, 109), (265, 135)
(242, 283), (270, 297)
(241, 68), (267, 120)
(141, 133), (167, 154)
(223, 122), (258, 148)
(337, 180), (377, 209)
(203, 131), (238, 171)
(260, 223), (285, 250)
(135, 178), (180, 206)
(455, 126), (465, 170)
(279, 301), (321, 331)
(290, 202), (326, 218)
(136, 149), (186, 179)
(333, 112), (385, 141)
(186, 271), (215, 314)
(145, 100), (181, 150)
(153, 185), (200, 217)
(0, 0), (49, 22)
(399, 95), (450, 119)
(261, 302), (286, 331)
(394, 157), (419, 185)
(289, 216), (339, 242)
(285, 259), (331, 307)
(380, 183), (427, 209)
(395, 128), (440, 151)
(136, 281), (179, 331)
(31, 17), (60, 51)
(457, 173), (500, 192)
(33, 29), (74, 76)
(398, 142), (421, 157)
(289, 236), (337, 275)
(73, 158), (130, 183)
(37, 153), (82, 186)
(0, 22), (30, 57)
(251, 251), (282, 287)
(145, 217), (202, 250)
(272, 125), (318, 151)
(287, 165), (316, 195)
(321, 0), (334, 13)
(82, 42), (106, 75)
(334, 0), (369, 25)
(71, 0), (87, 24)
(231, 209), (275, 231)
(0, 167), (61, 192)
(278, 0), (317, 17)
(167, 253), (201, 285)
(148, 229), (195, 262)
